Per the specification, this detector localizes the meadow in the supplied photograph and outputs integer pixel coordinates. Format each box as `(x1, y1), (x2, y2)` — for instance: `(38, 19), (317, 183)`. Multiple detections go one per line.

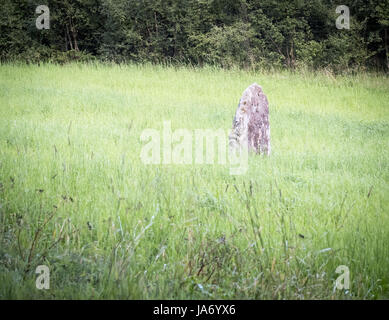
(0, 63), (388, 299)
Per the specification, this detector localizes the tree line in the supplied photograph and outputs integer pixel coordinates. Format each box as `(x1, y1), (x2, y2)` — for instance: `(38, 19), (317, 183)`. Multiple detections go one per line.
(1, 0), (388, 72)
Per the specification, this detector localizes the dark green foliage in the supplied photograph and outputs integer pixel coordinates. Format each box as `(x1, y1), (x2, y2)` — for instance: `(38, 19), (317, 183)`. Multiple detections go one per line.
(1, 0), (388, 71)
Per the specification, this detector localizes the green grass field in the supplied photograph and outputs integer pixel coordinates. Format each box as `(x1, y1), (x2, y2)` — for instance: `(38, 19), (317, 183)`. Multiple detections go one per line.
(0, 63), (388, 299)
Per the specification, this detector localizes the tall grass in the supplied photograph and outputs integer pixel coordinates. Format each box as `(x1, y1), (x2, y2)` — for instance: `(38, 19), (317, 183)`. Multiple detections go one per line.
(0, 63), (388, 299)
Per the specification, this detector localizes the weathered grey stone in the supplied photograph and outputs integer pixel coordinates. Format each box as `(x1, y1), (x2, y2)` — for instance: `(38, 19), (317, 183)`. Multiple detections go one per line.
(229, 83), (271, 155)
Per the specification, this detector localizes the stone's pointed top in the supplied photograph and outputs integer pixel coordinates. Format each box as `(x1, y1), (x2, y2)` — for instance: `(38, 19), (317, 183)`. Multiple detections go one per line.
(239, 83), (264, 106)
(242, 83), (263, 96)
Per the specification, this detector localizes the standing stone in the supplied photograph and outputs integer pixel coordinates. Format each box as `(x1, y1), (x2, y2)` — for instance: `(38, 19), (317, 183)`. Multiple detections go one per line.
(229, 83), (271, 155)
